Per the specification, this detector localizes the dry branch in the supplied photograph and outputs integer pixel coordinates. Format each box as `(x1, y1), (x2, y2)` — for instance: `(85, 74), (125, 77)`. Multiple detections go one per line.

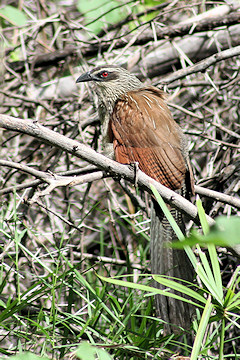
(195, 186), (240, 210)
(134, 24), (240, 79)
(1, 159), (238, 211)
(160, 45), (240, 85)
(118, 10), (240, 49)
(7, 8), (240, 77)
(0, 165), (99, 195)
(0, 113), (214, 226)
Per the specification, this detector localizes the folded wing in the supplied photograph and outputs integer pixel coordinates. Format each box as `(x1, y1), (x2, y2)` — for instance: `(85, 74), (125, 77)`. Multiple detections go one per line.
(110, 87), (187, 190)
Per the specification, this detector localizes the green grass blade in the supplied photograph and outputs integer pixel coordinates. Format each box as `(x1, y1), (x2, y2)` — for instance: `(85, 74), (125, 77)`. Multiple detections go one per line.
(99, 274), (203, 308)
(150, 184), (184, 240)
(153, 275), (206, 304)
(196, 246), (223, 305)
(150, 184), (198, 268)
(191, 295), (213, 360)
(196, 196), (209, 235)
(208, 244), (223, 300)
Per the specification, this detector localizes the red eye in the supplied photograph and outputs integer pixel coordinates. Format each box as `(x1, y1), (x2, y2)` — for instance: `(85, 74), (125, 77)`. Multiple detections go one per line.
(101, 71), (108, 77)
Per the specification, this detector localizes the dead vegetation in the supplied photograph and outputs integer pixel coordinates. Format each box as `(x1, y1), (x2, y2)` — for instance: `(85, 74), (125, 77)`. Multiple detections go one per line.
(0, 0), (240, 358)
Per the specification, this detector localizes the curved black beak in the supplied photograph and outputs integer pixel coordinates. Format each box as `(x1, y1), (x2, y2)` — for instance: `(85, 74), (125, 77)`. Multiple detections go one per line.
(76, 71), (92, 83)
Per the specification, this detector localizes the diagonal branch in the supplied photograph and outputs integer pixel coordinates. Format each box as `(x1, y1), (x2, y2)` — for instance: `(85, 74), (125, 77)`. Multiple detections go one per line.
(195, 185), (240, 210)
(159, 45), (240, 84)
(0, 114), (213, 226)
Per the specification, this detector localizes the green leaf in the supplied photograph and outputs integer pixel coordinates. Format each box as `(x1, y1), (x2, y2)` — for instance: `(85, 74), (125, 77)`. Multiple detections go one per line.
(95, 348), (113, 360)
(76, 342), (113, 360)
(196, 246), (223, 304)
(208, 244), (223, 300)
(144, 0), (165, 5)
(0, 5), (28, 26)
(76, 342), (96, 360)
(224, 265), (240, 310)
(153, 275), (206, 304)
(171, 231), (202, 248)
(210, 216), (240, 246)
(77, 0), (129, 35)
(172, 216), (240, 248)
(7, 352), (49, 360)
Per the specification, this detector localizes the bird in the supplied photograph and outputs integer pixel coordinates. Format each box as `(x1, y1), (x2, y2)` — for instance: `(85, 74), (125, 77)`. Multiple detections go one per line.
(76, 65), (194, 333)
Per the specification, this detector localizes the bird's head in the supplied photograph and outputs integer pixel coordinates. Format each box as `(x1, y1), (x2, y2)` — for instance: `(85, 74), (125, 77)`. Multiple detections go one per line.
(76, 65), (142, 101)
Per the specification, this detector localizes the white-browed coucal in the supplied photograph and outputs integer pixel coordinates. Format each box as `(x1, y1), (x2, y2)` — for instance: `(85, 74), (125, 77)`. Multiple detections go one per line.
(76, 65), (194, 332)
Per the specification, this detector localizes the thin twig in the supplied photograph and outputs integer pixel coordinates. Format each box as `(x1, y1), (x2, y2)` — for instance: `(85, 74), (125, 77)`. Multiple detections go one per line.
(0, 90), (56, 115)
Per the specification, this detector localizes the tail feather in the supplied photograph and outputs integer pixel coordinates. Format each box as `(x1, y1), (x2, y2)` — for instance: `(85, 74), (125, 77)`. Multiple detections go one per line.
(150, 198), (194, 333)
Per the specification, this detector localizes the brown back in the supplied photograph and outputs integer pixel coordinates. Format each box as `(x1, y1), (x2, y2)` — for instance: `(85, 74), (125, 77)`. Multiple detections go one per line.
(110, 87), (189, 190)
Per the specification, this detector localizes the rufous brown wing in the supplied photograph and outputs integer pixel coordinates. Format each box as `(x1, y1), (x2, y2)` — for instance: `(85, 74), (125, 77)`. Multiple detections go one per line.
(109, 87), (187, 190)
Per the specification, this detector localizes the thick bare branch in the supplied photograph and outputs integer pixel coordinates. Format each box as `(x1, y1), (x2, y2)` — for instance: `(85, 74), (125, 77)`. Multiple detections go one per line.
(195, 185), (240, 210)
(1, 159), (239, 211)
(160, 45), (240, 84)
(0, 114), (214, 226)
(134, 24), (240, 80)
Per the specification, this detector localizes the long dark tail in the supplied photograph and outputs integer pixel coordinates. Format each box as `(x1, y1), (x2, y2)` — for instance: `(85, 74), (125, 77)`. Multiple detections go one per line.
(150, 198), (194, 333)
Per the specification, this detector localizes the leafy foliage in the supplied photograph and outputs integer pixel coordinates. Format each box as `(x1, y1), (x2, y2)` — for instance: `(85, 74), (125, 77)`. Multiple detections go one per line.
(0, 5), (28, 27)
(76, 0), (129, 35)
(175, 216), (240, 248)
(100, 192), (240, 359)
